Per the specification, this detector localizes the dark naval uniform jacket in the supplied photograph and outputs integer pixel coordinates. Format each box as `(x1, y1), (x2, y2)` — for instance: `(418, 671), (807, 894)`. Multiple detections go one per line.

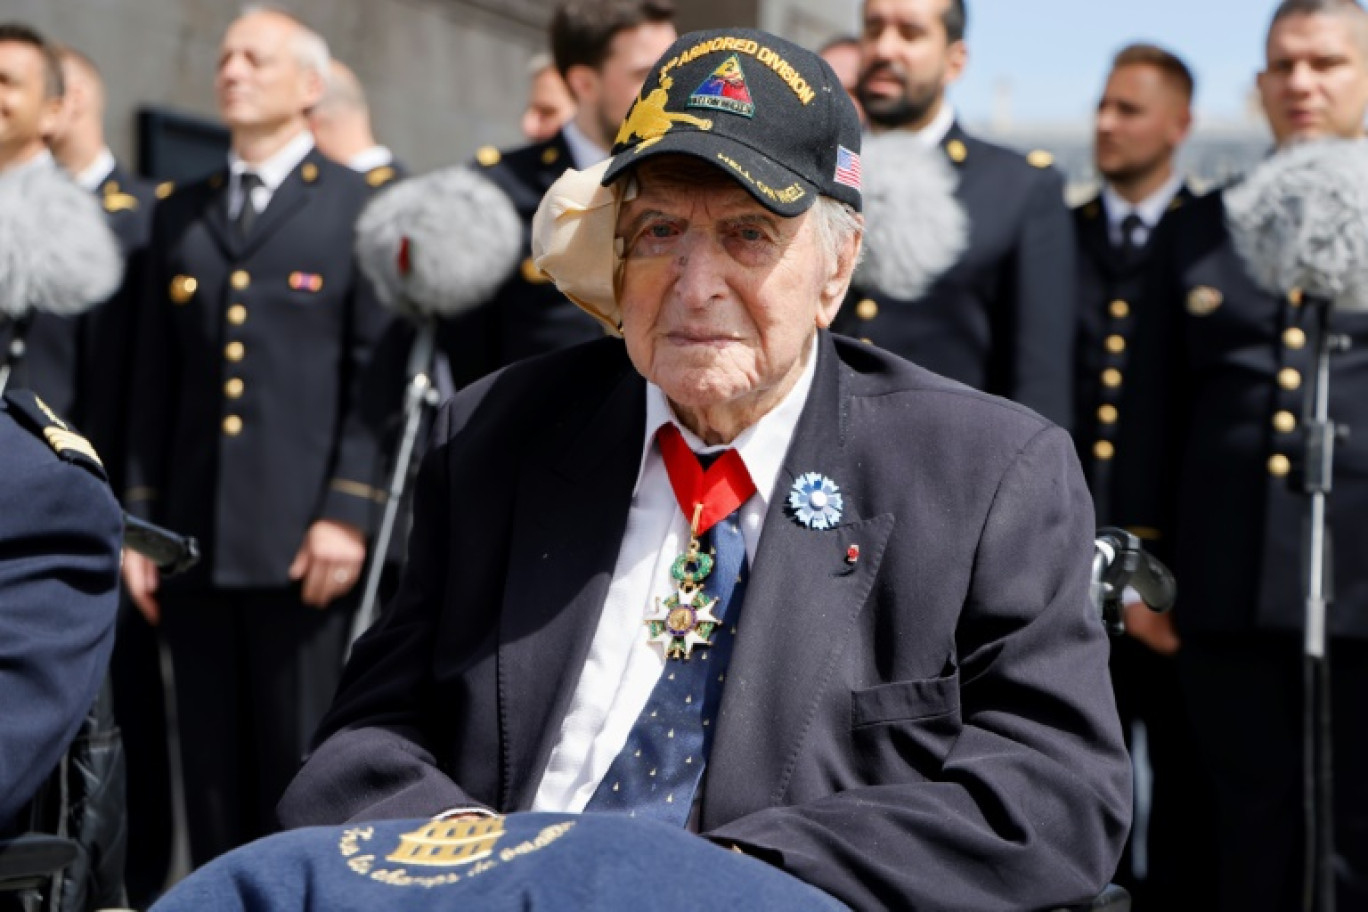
(0, 390), (121, 833)
(1072, 185), (1195, 551)
(125, 150), (391, 590)
(0, 163), (156, 461)
(835, 122), (1078, 428)
(280, 333), (1131, 911)
(1164, 190), (1368, 637)
(438, 130), (605, 388)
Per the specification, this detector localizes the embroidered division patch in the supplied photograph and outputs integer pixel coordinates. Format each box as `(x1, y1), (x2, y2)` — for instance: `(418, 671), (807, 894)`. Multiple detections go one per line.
(689, 54), (756, 118)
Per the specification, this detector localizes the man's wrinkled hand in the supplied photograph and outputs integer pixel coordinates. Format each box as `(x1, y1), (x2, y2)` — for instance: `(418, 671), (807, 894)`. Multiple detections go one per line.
(289, 520), (366, 608)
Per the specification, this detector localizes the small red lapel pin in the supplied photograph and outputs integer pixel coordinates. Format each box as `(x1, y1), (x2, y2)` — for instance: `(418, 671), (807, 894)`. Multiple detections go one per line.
(846, 544), (861, 565)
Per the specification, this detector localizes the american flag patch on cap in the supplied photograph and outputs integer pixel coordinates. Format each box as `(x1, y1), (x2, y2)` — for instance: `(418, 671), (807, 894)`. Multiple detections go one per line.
(834, 145), (862, 191)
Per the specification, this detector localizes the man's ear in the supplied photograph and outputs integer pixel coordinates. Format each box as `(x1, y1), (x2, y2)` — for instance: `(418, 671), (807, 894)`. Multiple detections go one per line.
(817, 223), (863, 328)
(563, 64), (600, 106)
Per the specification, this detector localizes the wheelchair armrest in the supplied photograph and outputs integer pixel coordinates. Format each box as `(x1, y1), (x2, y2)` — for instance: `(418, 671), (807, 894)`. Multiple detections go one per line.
(1050, 883), (1131, 912)
(0, 833), (79, 893)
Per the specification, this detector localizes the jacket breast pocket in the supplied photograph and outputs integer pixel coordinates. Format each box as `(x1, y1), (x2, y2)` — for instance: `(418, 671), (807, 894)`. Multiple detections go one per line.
(850, 672), (962, 781)
(852, 671), (960, 727)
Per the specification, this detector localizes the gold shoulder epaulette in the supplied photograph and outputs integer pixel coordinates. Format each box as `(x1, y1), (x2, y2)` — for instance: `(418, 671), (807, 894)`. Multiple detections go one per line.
(366, 165), (397, 187)
(2, 391), (106, 478)
(1027, 149), (1054, 169)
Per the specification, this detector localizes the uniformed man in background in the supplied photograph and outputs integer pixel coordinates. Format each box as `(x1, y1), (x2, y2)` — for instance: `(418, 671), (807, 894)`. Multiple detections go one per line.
(0, 24), (79, 411)
(308, 58), (406, 190)
(521, 52), (576, 143)
(122, 6), (391, 865)
(836, 0), (1076, 427)
(440, 0), (677, 387)
(47, 41), (171, 908)
(1162, 1), (1368, 907)
(1073, 43), (1215, 910)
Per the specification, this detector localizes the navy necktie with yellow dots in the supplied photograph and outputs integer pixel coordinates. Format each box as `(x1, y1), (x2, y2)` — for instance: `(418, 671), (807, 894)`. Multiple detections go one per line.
(584, 449), (750, 826)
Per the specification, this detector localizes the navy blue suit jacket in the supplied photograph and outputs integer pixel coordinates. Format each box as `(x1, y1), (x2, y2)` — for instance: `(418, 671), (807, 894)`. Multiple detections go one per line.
(280, 333), (1130, 910)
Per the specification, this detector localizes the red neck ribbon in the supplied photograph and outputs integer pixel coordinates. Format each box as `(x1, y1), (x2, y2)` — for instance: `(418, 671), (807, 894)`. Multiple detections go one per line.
(656, 423), (757, 537)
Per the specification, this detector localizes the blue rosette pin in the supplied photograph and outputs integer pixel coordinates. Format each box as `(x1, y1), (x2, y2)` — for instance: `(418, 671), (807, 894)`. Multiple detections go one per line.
(788, 472), (843, 530)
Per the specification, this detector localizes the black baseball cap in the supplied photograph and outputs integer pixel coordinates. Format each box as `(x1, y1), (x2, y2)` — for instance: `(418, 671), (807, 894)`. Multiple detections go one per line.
(601, 28), (863, 216)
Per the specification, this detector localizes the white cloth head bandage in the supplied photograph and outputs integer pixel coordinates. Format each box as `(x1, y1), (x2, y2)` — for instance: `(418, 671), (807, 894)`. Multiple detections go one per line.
(531, 159), (637, 336)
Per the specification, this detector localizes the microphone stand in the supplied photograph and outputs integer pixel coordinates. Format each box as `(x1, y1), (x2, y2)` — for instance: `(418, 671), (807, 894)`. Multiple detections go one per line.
(348, 314), (441, 648)
(0, 313), (34, 396)
(1300, 294), (1345, 912)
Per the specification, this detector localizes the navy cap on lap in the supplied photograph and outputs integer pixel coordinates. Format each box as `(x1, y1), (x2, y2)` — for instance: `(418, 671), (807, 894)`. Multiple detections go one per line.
(151, 813), (847, 911)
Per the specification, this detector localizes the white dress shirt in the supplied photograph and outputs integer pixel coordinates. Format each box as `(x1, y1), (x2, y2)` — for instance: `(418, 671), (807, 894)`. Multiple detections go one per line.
(561, 119), (609, 171)
(227, 129), (315, 219)
(346, 145), (394, 173)
(72, 147), (117, 192)
(909, 102), (956, 149)
(532, 338), (820, 813)
(1101, 171), (1184, 250)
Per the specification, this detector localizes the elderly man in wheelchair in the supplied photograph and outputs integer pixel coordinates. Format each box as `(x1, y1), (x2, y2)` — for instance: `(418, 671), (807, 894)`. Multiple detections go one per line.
(143, 28), (1153, 912)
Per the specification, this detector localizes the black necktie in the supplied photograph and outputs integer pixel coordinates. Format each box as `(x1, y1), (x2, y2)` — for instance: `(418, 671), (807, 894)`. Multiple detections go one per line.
(235, 173), (262, 240)
(1119, 213), (1144, 264)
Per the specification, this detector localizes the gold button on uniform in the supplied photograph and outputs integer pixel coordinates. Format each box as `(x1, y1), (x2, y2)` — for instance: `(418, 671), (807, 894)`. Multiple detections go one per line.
(1268, 453), (1291, 477)
(230, 269), (250, 290)
(225, 341), (245, 362)
(1273, 410), (1297, 434)
(225, 378), (245, 399)
(1094, 440), (1115, 461)
(1283, 327), (1306, 350)
(169, 275), (198, 304)
(1109, 299), (1130, 319)
(855, 298), (878, 321)
(1278, 368), (1302, 391)
(1288, 287), (1304, 307)
(1098, 404), (1119, 425)
(1102, 368), (1123, 388)
(227, 304), (248, 325)
(222, 415), (243, 436)
(1105, 334), (1126, 354)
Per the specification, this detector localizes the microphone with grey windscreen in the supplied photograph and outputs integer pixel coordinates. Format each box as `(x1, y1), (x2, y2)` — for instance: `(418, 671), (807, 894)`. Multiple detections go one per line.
(854, 131), (969, 300)
(0, 163), (123, 394)
(1225, 137), (1368, 312)
(349, 165), (524, 646)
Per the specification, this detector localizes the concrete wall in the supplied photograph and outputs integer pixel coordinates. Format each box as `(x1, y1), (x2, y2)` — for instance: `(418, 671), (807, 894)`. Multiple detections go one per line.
(9, 0), (556, 174)
(7, 0), (857, 176)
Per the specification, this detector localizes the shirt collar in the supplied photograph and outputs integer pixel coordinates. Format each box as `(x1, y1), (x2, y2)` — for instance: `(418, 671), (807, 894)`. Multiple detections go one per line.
(73, 147), (117, 192)
(634, 334), (820, 510)
(913, 102), (956, 149)
(561, 120), (608, 171)
(228, 129), (315, 191)
(1102, 170), (1184, 235)
(346, 145), (394, 173)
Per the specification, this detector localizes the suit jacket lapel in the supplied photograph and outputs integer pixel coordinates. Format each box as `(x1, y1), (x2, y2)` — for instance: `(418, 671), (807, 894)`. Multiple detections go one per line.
(239, 156), (313, 258)
(201, 169), (240, 260)
(702, 334), (895, 826)
(1078, 193), (1121, 275)
(499, 356), (646, 810)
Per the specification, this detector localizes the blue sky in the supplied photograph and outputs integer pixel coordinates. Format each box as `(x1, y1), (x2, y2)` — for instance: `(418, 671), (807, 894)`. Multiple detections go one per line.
(941, 0), (1282, 126)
